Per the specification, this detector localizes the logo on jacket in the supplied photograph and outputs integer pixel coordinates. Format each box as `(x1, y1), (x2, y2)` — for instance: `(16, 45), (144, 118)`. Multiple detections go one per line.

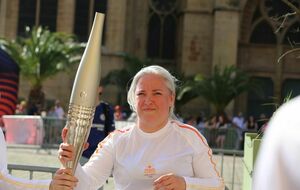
(144, 163), (156, 178)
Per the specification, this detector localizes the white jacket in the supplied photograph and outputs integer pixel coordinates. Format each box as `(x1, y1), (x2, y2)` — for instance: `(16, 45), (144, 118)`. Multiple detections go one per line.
(75, 120), (224, 190)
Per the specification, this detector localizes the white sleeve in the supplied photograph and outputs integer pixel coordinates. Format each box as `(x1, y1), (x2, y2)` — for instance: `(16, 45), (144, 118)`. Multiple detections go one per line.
(0, 129), (51, 190)
(0, 171), (50, 190)
(253, 98), (300, 190)
(183, 133), (225, 190)
(74, 134), (115, 190)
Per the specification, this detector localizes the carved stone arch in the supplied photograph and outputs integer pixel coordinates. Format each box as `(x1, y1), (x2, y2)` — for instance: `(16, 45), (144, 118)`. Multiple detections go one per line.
(250, 19), (277, 44)
(240, 0), (259, 43)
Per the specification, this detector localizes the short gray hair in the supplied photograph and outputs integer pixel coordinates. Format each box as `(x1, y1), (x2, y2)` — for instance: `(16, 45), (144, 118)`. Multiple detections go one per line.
(127, 65), (177, 118)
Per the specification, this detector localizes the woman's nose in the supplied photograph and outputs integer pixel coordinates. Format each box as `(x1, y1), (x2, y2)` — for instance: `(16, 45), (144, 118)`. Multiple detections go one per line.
(144, 95), (153, 104)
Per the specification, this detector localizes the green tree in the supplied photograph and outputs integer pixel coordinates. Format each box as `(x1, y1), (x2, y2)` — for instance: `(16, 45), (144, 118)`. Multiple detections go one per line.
(0, 26), (84, 112)
(177, 65), (258, 115)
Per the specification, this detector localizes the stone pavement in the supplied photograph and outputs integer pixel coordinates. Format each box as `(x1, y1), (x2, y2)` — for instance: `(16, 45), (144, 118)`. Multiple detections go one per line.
(7, 145), (243, 190)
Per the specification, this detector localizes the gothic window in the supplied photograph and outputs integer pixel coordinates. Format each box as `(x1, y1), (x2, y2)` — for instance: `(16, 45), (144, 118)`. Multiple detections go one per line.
(74, 0), (107, 43)
(249, 0), (299, 45)
(147, 0), (178, 64)
(250, 20), (276, 44)
(18, 0), (58, 36)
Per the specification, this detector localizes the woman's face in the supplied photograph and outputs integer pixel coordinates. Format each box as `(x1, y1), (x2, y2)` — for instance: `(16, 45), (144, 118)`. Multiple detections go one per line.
(135, 74), (174, 127)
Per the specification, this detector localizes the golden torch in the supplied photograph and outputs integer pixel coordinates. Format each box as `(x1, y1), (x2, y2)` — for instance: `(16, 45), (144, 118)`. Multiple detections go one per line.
(65, 12), (104, 174)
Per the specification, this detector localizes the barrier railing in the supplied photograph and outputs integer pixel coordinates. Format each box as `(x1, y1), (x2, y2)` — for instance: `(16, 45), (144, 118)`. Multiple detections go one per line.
(7, 164), (58, 179)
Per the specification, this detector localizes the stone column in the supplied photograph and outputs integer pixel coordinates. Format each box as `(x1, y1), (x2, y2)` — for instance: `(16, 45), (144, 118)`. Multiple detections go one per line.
(212, 6), (240, 67)
(105, 0), (127, 53)
(0, 0), (19, 39)
(56, 0), (75, 33)
(178, 0), (214, 76)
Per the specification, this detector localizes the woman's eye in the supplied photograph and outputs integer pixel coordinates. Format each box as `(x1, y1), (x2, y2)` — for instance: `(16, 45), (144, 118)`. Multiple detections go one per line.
(154, 92), (162, 95)
(137, 92), (145, 96)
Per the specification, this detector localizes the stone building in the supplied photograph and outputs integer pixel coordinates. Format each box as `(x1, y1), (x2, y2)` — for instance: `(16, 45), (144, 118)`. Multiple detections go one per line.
(0, 0), (299, 118)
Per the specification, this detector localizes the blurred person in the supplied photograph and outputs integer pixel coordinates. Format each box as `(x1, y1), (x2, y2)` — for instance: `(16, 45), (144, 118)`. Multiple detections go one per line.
(54, 100), (65, 119)
(232, 112), (245, 150)
(113, 105), (125, 121)
(256, 113), (268, 133)
(215, 114), (229, 149)
(0, 127), (51, 189)
(204, 115), (218, 147)
(195, 115), (205, 133)
(80, 84), (115, 165)
(51, 65), (224, 190)
(253, 96), (300, 190)
(244, 115), (258, 132)
(15, 100), (27, 115)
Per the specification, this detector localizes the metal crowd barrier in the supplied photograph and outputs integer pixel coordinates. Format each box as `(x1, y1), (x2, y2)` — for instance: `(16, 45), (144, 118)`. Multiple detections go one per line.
(7, 164), (58, 179)
(41, 117), (66, 150)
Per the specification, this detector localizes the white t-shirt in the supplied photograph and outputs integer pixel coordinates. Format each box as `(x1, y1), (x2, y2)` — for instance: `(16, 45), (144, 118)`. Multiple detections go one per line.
(0, 128), (50, 190)
(253, 96), (300, 190)
(75, 120), (224, 190)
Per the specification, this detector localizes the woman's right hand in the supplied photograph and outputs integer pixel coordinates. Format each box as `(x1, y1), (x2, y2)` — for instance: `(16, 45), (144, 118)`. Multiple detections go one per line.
(50, 168), (78, 190)
(58, 128), (89, 167)
(58, 143), (74, 167)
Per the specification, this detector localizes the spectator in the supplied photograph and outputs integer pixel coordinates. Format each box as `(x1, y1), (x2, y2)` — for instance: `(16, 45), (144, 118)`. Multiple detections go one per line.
(195, 115), (205, 133)
(245, 115), (258, 132)
(15, 100), (27, 115)
(54, 100), (65, 119)
(80, 84), (115, 167)
(114, 105), (125, 121)
(232, 112), (246, 150)
(215, 114), (229, 149)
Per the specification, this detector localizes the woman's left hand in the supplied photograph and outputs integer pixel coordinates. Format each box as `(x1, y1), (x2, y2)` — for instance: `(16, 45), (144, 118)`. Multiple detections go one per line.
(153, 173), (186, 190)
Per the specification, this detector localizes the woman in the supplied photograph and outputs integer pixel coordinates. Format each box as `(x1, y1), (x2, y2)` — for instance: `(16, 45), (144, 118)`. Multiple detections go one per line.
(215, 114), (229, 149)
(50, 65), (224, 190)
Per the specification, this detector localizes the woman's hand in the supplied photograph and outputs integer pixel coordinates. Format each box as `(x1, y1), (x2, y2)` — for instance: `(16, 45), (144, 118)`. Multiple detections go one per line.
(58, 143), (74, 167)
(153, 173), (186, 190)
(50, 168), (78, 190)
(58, 128), (89, 167)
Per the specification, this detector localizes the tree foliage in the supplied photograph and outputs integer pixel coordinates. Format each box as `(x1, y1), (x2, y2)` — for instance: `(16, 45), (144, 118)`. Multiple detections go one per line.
(177, 65), (259, 114)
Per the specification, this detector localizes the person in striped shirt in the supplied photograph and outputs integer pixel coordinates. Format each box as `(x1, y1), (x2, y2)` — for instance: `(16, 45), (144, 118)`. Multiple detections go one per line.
(51, 65), (225, 190)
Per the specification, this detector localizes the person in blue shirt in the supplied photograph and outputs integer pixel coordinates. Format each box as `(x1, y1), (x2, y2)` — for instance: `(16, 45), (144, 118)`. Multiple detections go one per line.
(81, 85), (115, 162)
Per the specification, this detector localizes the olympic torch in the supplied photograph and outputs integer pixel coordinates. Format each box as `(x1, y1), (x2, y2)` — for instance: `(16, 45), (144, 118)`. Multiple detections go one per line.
(65, 12), (104, 174)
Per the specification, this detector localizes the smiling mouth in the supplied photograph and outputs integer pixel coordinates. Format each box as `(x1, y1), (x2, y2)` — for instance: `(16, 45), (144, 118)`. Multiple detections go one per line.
(143, 108), (155, 111)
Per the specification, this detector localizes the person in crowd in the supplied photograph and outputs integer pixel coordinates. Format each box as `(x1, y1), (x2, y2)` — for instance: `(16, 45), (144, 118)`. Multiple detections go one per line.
(253, 96), (300, 190)
(195, 115), (205, 134)
(50, 65), (225, 190)
(232, 111), (245, 150)
(54, 100), (65, 119)
(81, 84), (115, 163)
(215, 114), (229, 149)
(113, 105), (125, 121)
(15, 100), (27, 115)
(244, 115), (258, 132)
(256, 113), (269, 133)
(204, 115), (218, 147)
(80, 84), (115, 190)
(0, 127), (51, 189)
